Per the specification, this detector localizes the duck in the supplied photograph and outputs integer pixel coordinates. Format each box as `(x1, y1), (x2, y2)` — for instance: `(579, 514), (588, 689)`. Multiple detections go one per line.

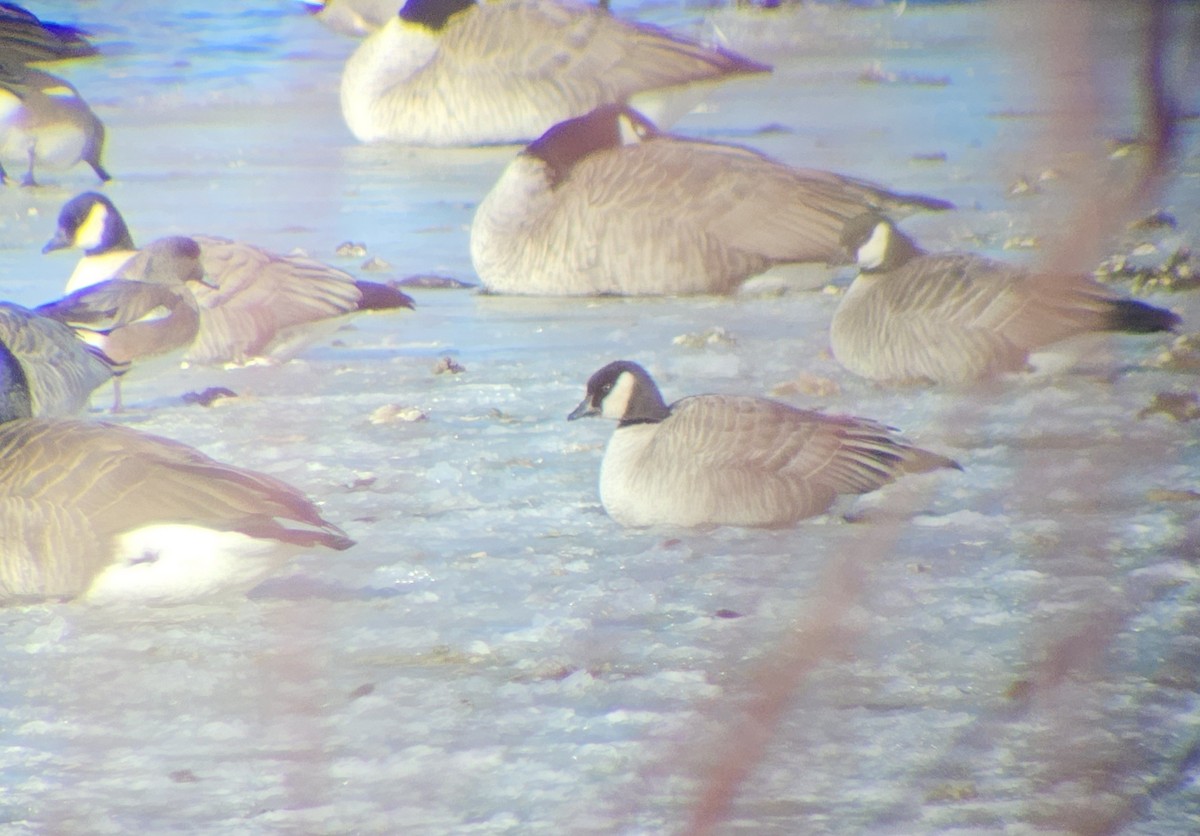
(304, 0), (401, 36)
(0, 3), (97, 63)
(0, 62), (109, 186)
(567, 360), (960, 528)
(36, 236), (211, 410)
(471, 105), (953, 295)
(0, 301), (118, 416)
(829, 213), (1183, 385)
(42, 192), (416, 367)
(339, 0), (770, 146)
(0, 342), (354, 605)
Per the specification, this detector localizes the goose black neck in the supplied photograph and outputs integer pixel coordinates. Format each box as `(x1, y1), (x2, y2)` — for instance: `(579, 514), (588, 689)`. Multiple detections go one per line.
(0, 340), (33, 422)
(399, 0), (475, 30)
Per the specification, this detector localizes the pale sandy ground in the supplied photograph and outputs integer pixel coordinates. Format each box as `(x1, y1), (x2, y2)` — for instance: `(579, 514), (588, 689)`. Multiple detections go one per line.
(1, 1), (1199, 833)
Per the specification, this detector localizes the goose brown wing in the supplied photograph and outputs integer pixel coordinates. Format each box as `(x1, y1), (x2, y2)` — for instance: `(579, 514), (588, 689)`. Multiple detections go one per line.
(566, 140), (912, 270)
(880, 252), (1146, 377)
(655, 396), (946, 497)
(858, 253), (1044, 381)
(430, 1), (765, 116)
(0, 420), (352, 549)
(542, 141), (833, 289)
(0, 498), (105, 600)
(188, 236), (363, 364)
(36, 279), (199, 365)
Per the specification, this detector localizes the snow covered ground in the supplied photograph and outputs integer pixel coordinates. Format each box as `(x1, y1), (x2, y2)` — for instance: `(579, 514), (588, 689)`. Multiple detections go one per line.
(1, 1), (1198, 832)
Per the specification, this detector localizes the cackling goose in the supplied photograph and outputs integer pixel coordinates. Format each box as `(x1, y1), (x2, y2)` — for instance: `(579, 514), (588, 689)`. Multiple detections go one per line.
(472, 105), (953, 295)
(830, 213), (1182, 385)
(340, 0), (770, 146)
(0, 348), (353, 605)
(568, 360), (959, 528)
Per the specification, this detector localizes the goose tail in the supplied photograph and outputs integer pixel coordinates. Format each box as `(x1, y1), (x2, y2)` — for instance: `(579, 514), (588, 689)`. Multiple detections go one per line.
(355, 281), (416, 312)
(1103, 297), (1180, 334)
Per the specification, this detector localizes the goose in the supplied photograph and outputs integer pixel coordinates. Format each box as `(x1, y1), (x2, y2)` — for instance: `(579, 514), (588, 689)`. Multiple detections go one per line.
(36, 235), (210, 410)
(0, 345), (353, 605)
(0, 62), (109, 186)
(471, 105), (953, 295)
(42, 192), (416, 367)
(0, 301), (118, 416)
(567, 360), (960, 528)
(0, 3), (97, 63)
(304, 0), (401, 36)
(829, 213), (1183, 385)
(339, 0), (770, 146)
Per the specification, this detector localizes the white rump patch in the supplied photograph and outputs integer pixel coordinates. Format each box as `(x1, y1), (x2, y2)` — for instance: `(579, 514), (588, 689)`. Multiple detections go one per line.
(85, 524), (298, 605)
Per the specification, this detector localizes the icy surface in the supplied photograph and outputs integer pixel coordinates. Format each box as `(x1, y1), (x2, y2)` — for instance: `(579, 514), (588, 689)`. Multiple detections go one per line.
(1, 1), (1199, 833)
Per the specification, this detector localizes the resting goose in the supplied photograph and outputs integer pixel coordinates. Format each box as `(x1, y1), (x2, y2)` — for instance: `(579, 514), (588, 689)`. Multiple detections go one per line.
(43, 192), (415, 367)
(472, 105), (953, 295)
(830, 213), (1182, 385)
(568, 360), (959, 528)
(0, 345), (353, 605)
(339, 0), (770, 146)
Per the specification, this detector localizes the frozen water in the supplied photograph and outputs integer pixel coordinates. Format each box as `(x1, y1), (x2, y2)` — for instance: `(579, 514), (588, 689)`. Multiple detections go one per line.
(1, 0), (1198, 833)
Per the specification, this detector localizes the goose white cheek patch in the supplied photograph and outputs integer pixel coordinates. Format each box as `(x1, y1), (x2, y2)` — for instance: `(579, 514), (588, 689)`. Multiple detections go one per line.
(856, 221), (891, 271)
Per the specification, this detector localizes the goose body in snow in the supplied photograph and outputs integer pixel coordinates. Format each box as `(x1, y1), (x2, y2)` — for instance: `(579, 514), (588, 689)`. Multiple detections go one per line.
(43, 192), (415, 368)
(0, 347), (353, 605)
(568, 360), (959, 528)
(472, 105), (953, 296)
(340, 0), (770, 146)
(830, 213), (1182, 385)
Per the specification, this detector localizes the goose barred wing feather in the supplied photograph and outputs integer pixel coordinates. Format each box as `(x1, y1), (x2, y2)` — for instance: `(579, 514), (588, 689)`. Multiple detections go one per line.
(377, 0), (765, 144)
(837, 253), (1068, 383)
(0, 419), (352, 600)
(0, 498), (105, 601)
(525, 143), (846, 293)
(187, 236), (364, 365)
(645, 396), (949, 524)
(446, 1), (763, 110)
(35, 279), (199, 365)
(0, 420), (353, 551)
(550, 142), (936, 288)
(0, 3), (96, 63)
(36, 279), (191, 332)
